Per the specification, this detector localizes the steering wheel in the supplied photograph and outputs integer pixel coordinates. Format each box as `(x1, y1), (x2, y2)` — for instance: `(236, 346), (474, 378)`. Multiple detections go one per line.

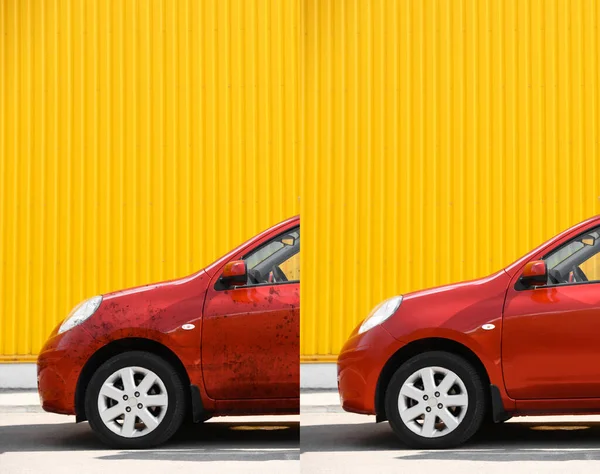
(573, 266), (588, 282)
(271, 265), (288, 283)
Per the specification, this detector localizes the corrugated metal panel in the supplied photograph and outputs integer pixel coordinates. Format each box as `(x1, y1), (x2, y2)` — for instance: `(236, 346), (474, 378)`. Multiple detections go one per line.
(5, 0), (600, 364)
(0, 0), (301, 361)
(301, 0), (600, 361)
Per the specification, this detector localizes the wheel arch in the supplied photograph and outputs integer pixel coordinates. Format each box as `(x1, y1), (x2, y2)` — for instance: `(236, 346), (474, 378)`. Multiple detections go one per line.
(75, 337), (191, 422)
(374, 337), (491, 421)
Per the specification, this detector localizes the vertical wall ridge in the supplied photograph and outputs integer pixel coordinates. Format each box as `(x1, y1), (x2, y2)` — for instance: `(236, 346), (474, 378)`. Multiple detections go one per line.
(1, 0), (300, 361)
(301, 0), (600, 359)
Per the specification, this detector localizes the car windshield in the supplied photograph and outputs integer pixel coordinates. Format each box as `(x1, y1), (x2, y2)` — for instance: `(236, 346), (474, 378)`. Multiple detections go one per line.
(245, 229), (300, 272)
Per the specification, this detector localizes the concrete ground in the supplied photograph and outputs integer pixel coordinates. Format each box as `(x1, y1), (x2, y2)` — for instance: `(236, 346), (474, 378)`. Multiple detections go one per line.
(0, 391), (299, 474)
(301, 391), (600, 474)
(6, 390), (600, 473)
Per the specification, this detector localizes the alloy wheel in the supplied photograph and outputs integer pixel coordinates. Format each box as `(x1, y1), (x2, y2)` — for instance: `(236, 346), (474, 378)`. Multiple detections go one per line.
(398, 366), (469, 438)
(97, 366), (169, 438)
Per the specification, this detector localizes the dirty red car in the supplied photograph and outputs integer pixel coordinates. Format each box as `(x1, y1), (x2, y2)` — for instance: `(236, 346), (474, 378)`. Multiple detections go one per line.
(338, 215), (600, 449)
(38, 216), (299, 448)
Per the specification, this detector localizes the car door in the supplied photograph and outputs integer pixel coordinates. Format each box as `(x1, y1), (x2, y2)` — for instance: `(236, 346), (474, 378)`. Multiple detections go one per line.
(201, 227), (300, 400)
(503, 227), (600, 399)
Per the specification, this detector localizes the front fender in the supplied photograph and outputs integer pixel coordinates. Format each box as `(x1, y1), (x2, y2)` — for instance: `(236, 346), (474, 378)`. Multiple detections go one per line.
(381, 270), (515, 412)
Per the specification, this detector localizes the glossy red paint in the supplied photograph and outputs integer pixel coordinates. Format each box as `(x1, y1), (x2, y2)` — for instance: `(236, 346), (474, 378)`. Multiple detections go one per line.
(338, 215), (600, 420)
(338, 270), (511, 414)
(38, 216), (299, 419)
(337, 324), (405, 414)
(520, 260), (548, 287)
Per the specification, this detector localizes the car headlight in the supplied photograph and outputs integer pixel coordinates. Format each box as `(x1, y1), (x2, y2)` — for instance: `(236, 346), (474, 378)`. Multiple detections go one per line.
(58, 296), (103, 334)
(358, 295), (403, 334)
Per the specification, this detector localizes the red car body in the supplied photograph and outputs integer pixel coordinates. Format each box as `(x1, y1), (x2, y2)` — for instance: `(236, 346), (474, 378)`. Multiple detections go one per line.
(338, 215), (600, 423)
(38, 216), (299, 423)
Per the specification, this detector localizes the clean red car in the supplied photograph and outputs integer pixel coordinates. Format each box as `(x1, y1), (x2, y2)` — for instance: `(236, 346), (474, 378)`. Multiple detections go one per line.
(38, 216), (299, 448)
(338, 215), (600, 449)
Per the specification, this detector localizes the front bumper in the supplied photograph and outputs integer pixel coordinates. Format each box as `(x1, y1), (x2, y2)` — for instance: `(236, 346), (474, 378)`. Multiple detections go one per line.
(37, 326), (97, 415)
(337, 324), (402, 415)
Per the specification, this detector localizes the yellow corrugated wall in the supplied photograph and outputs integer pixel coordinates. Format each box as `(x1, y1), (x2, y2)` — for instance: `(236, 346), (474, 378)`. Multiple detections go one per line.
(3, 1), (600, 364)
(301, 0), (600, 361)
(0, 0), (301, 361)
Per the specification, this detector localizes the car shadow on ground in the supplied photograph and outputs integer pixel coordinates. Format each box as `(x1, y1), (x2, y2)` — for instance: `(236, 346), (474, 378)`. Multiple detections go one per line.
(300, 421), (600, 461)
(0, 420), (299, 462)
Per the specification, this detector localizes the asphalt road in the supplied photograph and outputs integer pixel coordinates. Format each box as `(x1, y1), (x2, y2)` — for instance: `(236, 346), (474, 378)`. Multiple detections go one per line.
(0, 411), (299, 474)
(300, 411), (600, 474)
(6, 391), (600, 473)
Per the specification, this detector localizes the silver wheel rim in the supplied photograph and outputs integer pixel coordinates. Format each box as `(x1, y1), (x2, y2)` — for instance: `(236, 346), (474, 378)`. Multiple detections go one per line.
(398, 366), (469, 438)
(97, 366), (169, 438)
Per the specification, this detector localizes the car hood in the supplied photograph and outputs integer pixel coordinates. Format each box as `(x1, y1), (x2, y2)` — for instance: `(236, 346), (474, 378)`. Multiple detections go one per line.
(401, 271), (507, 302)
(101, 271), (206, 301)
(80, 270), (211, 338)
(381, 269), (511, 337)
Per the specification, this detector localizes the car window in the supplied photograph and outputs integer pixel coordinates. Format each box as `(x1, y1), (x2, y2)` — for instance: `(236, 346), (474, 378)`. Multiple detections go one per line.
(545, 240), (585, 270)
(242, 227), (300, 286)
(543, 227), (600, 285)
(245, 240), (286, 269)
(578, 253), (600, 281)
(279, 252), (300, 281)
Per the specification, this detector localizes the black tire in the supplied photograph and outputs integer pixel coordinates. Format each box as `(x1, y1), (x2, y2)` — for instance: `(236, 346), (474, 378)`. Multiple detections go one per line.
(85, 351), (187, 449)
(384, 351), (487, 449)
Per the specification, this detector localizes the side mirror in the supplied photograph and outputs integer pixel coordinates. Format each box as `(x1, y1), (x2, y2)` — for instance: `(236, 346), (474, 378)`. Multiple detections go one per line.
(520, 260), (548, 288)
(220, 260), (247, 287)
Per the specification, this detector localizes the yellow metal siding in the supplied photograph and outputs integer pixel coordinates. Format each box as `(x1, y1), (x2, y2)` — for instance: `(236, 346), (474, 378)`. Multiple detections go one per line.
(0, 0), (301, 361)
(4, 0), (600, 364)
(301, 0), (600, 360)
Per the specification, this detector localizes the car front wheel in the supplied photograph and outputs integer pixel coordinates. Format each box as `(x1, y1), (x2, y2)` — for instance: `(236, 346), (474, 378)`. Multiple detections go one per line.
(384, 351), (487, 449)
(85, 351), (187, 448)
